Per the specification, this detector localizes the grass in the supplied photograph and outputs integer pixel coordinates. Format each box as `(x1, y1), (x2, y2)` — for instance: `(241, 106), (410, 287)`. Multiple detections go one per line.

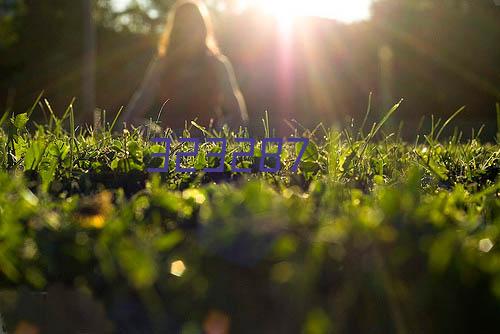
(0, 99), (499, 333)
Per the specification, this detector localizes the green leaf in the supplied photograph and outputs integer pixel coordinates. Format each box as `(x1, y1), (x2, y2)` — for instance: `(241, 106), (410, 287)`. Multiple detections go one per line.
(110, 158), (120, 171)
(48, 141), (69, 160)
(39, 158), (57, 191)
(127, 141), (141, 158)
(300, 141), (319, 162)
(154, 231), (184, 251)
(194, 149), (206, 170)
(0, 109), (10, 127)
(24, 141), (46, 170)
(13, 113), (29, 130)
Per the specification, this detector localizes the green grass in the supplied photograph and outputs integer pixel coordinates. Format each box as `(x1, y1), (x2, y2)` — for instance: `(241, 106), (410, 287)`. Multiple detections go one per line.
(0, 100), (499, 333)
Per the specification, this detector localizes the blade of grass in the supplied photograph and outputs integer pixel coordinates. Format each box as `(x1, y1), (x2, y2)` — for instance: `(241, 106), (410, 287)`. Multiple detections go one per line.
(191, 121), (212, 137)
(435, 106), (466, 142)
(359, 92), (373, 139)
(27, 91), (44, 118)
(44, 99), (58, 123)
(61, 97), (76, 121)
(0, 108), (10, 127)
(359, 99), (403, 158)
(156, 99), (170, 124)
(496, 102), (500, 143)
(110, 106), (125, 132)
(369, 99), (403, 142)
(70, 104), (75, 173)
(262, 110), (270, 138)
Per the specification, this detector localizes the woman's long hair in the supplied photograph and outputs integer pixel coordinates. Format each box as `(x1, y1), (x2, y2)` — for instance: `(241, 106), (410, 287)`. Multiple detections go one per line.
(157, 0), (220, 57)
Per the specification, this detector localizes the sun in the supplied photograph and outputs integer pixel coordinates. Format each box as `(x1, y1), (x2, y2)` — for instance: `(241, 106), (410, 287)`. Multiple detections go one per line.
(248, 0), (372, 24)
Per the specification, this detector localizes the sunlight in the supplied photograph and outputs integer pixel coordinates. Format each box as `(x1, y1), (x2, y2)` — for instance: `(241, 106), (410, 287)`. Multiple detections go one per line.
(113, 0), (372, 23)
(245, 0), (372, 23)
(112, 0), (130, 12)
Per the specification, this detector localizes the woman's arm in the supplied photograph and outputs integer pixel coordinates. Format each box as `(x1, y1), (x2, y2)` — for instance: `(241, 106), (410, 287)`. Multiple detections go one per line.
(216, 55), (249, 127)
(121, 55), (163, 126)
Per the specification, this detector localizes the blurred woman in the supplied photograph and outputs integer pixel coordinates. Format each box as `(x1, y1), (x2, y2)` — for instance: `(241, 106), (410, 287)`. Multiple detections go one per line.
(122, 0), (248, 130)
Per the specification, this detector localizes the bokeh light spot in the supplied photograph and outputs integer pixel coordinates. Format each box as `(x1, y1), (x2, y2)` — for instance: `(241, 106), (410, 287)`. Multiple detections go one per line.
(479, 238), (494, 253)
(170, 260), (186, 277)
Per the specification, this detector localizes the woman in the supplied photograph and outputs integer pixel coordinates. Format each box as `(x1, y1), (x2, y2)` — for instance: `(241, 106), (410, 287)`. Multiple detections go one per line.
(122, 0), (248, 130)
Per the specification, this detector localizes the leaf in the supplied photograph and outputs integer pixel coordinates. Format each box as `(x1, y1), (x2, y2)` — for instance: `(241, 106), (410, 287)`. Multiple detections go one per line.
(0, 109), (10, 127)
(149, 144), (166, 154)
(110, 158), (120, 171)
(127, 141), (141, 158)
(111, 157), (142, 172)
(48, 141), (69, 160)
(300, 141), (319, 162)
(24, 141), (46, 170)
(194, 149), (206, 170)
(154, 231), (184, 251)
(39, 159), (57, 191)
(13, 113), (29, 130)
(301, 161), (321, 173)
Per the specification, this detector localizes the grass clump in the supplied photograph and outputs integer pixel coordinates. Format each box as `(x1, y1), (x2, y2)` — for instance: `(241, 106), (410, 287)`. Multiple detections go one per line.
(0, 100), (499, 333)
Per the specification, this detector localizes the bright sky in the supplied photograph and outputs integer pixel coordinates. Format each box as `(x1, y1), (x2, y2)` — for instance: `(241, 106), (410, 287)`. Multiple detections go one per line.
(243, 0), (372, 23)
(112, 0), (372, 23)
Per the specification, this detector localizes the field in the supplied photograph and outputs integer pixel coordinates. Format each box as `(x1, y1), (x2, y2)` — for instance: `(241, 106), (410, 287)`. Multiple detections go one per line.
(1, 99), (500, 333)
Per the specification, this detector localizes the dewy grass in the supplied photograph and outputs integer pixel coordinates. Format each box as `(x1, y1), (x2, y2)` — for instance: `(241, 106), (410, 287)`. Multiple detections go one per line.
(0, 98), (499, 332)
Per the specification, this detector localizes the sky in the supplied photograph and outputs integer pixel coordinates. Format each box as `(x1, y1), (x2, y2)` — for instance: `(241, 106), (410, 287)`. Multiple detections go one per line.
(111, 0), (373, 23)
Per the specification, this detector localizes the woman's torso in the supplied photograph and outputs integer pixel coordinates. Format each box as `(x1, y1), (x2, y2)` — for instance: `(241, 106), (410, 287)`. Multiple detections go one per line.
(156, 52), (223, 130)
